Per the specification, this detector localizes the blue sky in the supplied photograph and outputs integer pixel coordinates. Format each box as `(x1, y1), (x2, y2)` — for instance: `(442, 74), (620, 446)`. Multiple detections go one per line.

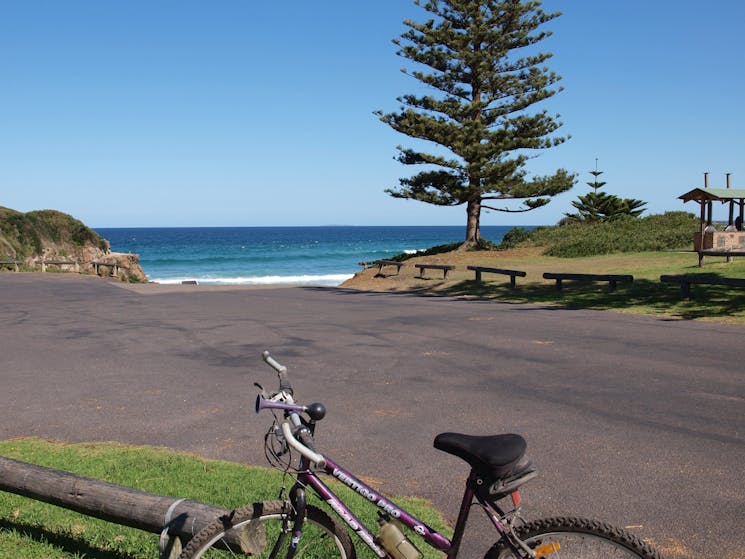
(2, 1), (744, 228)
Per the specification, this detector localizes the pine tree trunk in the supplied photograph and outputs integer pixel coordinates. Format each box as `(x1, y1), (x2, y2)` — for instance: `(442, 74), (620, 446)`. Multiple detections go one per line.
(464, 198), (482, 246)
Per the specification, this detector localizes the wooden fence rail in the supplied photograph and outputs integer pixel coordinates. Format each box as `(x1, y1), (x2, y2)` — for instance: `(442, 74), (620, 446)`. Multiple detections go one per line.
(40, 260), (80, 272)
(0, 455), (250, 558)
(467, 265), (526, 287)
(543, 272), (634, 292)
(91, 261), (121, 275)
(0, 260), (21, 272)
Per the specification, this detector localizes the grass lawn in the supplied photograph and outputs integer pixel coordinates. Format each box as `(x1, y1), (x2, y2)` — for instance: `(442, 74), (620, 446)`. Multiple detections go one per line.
(0, 438), (450, 559)
(343, 249), (745, 323)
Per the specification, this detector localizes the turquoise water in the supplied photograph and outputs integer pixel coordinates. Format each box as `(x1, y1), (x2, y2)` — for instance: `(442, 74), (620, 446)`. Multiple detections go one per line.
(95, 226), (522, 286)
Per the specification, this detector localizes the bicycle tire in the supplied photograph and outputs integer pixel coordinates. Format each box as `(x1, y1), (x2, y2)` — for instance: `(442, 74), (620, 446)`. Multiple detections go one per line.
(485, 516), (662, 559)
(178, 500), (356, 559)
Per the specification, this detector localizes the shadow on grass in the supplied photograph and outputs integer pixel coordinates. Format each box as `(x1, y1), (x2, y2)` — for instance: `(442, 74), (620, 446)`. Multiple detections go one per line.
(437, 277), (745, 321)
(304, 272), (745, 321)
(0, 519), (143, 559)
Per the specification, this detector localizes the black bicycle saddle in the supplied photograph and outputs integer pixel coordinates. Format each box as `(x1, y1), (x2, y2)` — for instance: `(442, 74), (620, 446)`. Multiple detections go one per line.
(433, 432), (528, 478)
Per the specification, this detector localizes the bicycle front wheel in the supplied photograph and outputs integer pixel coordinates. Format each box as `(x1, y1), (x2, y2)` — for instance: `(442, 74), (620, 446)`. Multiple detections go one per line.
(178, 500), (356, 559)
(487, 516), (662, 559)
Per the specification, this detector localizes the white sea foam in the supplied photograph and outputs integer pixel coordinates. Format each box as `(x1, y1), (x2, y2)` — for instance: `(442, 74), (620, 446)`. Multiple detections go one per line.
(404, 249), (422, 254)
(153, 274), (354, 287)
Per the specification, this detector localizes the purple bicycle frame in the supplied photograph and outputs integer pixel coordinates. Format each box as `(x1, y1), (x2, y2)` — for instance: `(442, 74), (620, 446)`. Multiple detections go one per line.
(297, 454), (488, 559)
(257, 397), (514, 558)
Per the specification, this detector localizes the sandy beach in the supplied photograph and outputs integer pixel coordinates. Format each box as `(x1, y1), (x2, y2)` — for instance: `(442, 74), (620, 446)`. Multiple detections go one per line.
(1, 272), (742, 558)
(115, 279), (304, 294)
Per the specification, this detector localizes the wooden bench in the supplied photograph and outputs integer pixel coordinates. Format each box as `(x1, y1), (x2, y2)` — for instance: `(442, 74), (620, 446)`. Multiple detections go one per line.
(415, 263), (455, 278)
(374, 259), (405, 275)
(660, 274), (745, 299)
(0, 260), (22, 272)
(41, 260), (79, 272)
(697, 250), (745, 266)
(467, 266), (526, 288)
(543, 272), (634, 292)
(92, 261), (121, 276)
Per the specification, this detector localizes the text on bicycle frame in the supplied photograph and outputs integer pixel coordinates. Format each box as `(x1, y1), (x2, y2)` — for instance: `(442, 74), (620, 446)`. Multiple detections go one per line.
(331, 467), (428, 538)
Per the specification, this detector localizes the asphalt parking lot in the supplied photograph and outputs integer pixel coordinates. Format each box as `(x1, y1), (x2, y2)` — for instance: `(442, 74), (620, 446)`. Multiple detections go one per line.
(1, 274), (743, 558)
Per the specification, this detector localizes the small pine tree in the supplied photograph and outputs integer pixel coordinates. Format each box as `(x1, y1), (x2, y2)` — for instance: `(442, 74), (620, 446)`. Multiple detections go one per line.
(587, 162), (606, 193)
(564, 162), (646, 223)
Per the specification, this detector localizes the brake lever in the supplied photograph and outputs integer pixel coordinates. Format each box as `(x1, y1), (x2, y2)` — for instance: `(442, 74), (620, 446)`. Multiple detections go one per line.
(272, 424), (289, 455)
(254, 382), (269, 399)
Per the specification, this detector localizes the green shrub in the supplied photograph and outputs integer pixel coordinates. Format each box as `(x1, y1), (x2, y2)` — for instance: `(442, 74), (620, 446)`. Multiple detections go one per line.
(498, 227), (533, 249)
(499, 211), (697, 257)
(0, 211), (43, 257)
(391, 237), (500, 261)
(27, 210), (103, 247)
(392, 242), (461, 261)
(0, 208), (108, 257)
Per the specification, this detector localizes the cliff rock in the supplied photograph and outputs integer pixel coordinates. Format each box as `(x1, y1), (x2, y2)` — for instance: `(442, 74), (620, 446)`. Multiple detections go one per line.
(0, 207), (147, 282)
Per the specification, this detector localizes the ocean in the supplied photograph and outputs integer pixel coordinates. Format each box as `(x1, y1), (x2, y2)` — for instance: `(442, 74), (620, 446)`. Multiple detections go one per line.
(95, 226), (521, 286)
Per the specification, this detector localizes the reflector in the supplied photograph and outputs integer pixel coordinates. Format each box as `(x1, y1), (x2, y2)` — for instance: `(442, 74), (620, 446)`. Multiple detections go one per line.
(510, 490), (521, 507)
(534, 541), (561, 557)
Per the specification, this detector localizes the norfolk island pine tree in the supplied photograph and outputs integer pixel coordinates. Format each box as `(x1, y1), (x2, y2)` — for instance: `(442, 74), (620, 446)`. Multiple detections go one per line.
(564, 161), (647, 223)
(376, 0), (576, 247)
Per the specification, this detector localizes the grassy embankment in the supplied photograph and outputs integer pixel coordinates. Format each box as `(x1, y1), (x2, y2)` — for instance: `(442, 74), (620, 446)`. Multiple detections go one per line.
(0, 438), (449, 559)
(343, 212), (745, 323)
(0, 207), (109, 261)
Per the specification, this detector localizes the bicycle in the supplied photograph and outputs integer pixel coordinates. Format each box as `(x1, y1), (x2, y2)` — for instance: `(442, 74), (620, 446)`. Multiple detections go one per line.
(178, 352), (663, 559)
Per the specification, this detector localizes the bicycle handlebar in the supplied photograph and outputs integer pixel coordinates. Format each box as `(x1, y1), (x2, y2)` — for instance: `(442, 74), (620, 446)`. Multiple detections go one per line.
(257, 351), (326, 467)
(262, 350), (293, 395)
(281, 421), (325, 467)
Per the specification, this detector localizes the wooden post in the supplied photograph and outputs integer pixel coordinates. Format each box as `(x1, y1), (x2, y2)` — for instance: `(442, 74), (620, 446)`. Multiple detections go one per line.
(0, 456), (250, 551)
(698, 201), (706, 266)
(699, 201), (705, 229)
(681, 281), (691, 300)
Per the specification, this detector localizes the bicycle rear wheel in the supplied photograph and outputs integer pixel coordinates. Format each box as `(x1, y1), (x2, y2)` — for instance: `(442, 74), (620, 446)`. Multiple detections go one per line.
(178, 500), (356, 559)
(487, 516), (662, 559)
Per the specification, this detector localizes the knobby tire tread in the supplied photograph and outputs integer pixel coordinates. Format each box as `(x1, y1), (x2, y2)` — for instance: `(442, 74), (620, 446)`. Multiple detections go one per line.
(486, 515), (662, 559)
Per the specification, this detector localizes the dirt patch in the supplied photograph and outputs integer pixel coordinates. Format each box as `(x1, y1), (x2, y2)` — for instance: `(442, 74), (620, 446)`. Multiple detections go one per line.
(341, 247), (544, 292)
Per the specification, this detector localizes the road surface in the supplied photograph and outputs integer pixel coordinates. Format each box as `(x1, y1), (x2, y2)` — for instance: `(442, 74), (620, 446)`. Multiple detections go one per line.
(1, 274), (743, 558)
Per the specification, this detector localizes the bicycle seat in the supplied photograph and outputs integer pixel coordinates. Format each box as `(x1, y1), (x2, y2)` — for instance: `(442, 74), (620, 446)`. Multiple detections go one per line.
(433, 432), (529, 478)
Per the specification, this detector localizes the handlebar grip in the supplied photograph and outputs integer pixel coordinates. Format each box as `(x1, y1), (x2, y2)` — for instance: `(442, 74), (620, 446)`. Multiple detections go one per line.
(297, 427), (316, 451)
(262, 351), (293, 395)
(262, 351), (286, 374)
(281, 421), (325, 467)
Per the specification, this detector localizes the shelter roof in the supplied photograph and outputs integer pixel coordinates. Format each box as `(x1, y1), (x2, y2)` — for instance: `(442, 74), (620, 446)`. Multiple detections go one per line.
(679, 188), (745, 202)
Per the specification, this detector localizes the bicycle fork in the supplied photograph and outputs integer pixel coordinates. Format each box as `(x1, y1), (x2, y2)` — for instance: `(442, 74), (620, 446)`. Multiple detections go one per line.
(267, 484), (307, 559)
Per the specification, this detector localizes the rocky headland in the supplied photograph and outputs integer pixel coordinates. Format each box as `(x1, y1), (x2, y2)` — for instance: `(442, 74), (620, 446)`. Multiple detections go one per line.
(0, 207), (147, 282)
